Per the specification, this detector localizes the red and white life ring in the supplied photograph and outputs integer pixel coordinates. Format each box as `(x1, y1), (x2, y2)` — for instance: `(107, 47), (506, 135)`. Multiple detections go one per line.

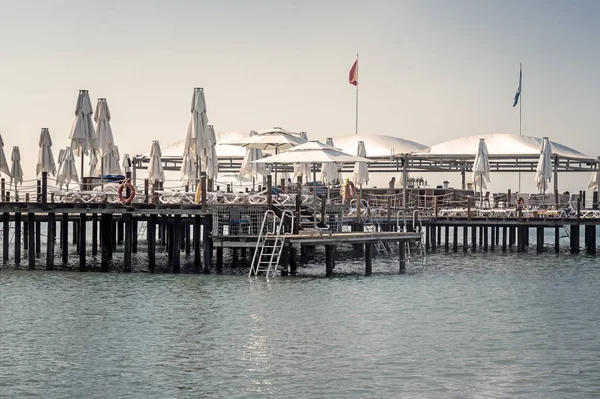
(118, 181), (136, 205)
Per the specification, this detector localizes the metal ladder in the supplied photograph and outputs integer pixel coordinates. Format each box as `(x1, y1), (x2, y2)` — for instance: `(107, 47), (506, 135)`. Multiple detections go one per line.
(397, 210), (426, 266)
(249, 210), (295, 279)
(137, 221), (147, 239)
(356, 199), (393, 255)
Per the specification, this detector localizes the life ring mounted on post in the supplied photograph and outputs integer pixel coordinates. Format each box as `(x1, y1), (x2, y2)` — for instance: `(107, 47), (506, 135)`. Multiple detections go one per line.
(118, 179), (136, 205)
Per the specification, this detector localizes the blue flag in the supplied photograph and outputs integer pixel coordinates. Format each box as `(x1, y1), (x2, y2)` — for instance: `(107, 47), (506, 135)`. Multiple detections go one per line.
(513, 63), (522, 107)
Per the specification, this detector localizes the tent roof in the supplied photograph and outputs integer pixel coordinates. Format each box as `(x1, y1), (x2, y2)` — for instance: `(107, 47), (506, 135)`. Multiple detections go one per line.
(318, 134), (427, 157)
(140, 131), (249, 158)
(423, 133), (591, 159)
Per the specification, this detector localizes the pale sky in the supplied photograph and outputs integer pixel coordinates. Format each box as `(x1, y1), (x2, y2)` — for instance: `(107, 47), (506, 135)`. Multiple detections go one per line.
(1, 0), (598, 193)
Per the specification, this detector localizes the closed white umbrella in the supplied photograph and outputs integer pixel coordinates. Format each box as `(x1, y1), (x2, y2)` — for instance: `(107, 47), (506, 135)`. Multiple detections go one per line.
(535, 136), (553, 195)
(239, 131), (266, 189)
(10, 146), (23, 198)
(95, 99), (114, 158)
(352, 141), (369, 185)
(588, 169), (599, 190)
(320, 137), (341, 185)
(57, 147), (79, 189)
(36, 128), (57, 176)
(122, 154), (132, 174)
(88, 150), (98, 177)
(183, 88), (209, 176)
(96, 146), (121, 176)
(68, 90), (97, 185)
(472, 138), (491, 207)
(203, 125), (219, 182)
(0, 134), (11, 177)
(293, 162), (312, 181)
(148, 140), (165, 183)
(57, 148), (66, 176)
(180, 151), (195, 187)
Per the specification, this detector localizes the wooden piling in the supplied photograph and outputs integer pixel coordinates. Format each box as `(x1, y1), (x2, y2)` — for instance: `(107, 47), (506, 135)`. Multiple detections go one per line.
(399, 241), (406, 273)
(61, 213), (68, 265)
(132, 220), (138, 253)
(117, 219), (124, 246)
(517, 225), (526, 252)
(325, 245), (335, 275)
(14, 212), (21, 266)
(46, 212), (55, 270)
(194, 215), (201, 272)
(172, 214), (181, 273)
(502, 226), (507, 251)
(290, 248), (297, 275)
(92, 213), (98, 255)
(216, 247), (223, 273)
(570, 224), (580, 253)
(79, 213), (86, 271)
(28, 213), (35, 269)
(124, 213), (132, 272)
(509, 226), (516, 247)
(430, 224), (437, 252)
(490, 225), (495, 251)
(101, 213), (112, 272)
(148, 214), (157, 272)
(554, 225), (560, 253)
(585, 225), (596, 254)
(203, 214), (212, 274)
(483, 226), (489, 252)
(231, 248), (238, 268)
(365, 243), (373, 276)
(536, 226), (544, 253)
(436, 225), (442, 247)
(444, 225), (449, 252)
(471, 225), (477, 252)
(23, 219), (28, 251)
(452, 226), (458, 252)
(2, 212), (8, 264)
(462, 225), (468, 252)
(35, 220), (41, 257)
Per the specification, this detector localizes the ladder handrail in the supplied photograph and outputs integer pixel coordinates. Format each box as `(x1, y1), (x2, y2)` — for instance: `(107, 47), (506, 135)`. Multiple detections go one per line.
(249, 210), (295, 278)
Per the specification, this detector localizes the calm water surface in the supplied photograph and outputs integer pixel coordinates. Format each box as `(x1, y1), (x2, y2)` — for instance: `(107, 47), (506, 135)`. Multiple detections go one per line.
(1, 249), (600, 398)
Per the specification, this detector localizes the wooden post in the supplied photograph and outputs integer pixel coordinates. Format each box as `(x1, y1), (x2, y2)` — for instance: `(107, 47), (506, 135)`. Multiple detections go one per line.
(325, 245), (334, 276)
(117, 218), (124, 246)
(37, 180), (41, 202)
(203, 214), (212, 274)
(444, 225), (449, 252)
(290, 248), (297, 276)
(92, 213), (98, 256)
(471, 225), (476, 252)
(3, 212), (9, 264)
(483, 226), (489, 252)
(502, 226), (507, 251)
(430, 224), (437, 252)
(61, 213), (68, 265)
(194, 214), (201, 273)
(46, 212), (55, 270)
(148, 214), (157, 272)
(433, 197), (438, 219)
(554, 225), (560, 253)
(23, 219), (28, 252)
(0, 178), (4, 202)
(266, 175), (272, 209)
(144, 178), (149, 204)
(101, 213), (112, 272)
(184, 219), (191, 255)
(124, 213), (132, 272)
(518, 225), (526, 252)
(14, 212), (21, 267)
(509, 226), (515, 247)
(42, 172), (48, 208)
(585, 225), (596, 254)
(452, 225), (458, 252)
(35, 220), (41, 257)
(593, 190), (598, 210)
(172, 214), (181, 273)
(536, 226), (544, 253)
(231, 248), (239, 269)
(570, 224), (580, 253)
(577, 197), (581, 221)
(152, 179), (159, 205)
(490, 225), (495, 251)
(462, 225), (468, 252)
(28, 213), (35, 269)
(320, 194), (327, 226)
(399, 241), (406, 273)
(364, 243), (373, 277)
(216, 247), (223, 274)
(132, 219), (138, 253)
(425, 225), (430, 251)
(79, 213), (86, 271)
(201, 173), (208, 213)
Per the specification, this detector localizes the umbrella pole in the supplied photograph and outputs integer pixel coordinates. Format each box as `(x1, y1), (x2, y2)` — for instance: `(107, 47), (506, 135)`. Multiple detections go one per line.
(80, 154), (84, 190)
(101, 158), (104, 190)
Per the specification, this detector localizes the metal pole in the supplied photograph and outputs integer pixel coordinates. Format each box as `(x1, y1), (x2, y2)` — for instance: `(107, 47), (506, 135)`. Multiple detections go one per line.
(355, 53), (359, 135)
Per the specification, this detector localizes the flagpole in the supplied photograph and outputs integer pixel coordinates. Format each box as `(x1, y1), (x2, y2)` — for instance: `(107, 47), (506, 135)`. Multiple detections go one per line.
(518, 63), (522, 193)
(355, 53), (359, 135)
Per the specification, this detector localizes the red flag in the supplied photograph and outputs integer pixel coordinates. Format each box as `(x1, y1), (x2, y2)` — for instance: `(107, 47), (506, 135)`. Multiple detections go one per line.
(349, 60), (358, 86)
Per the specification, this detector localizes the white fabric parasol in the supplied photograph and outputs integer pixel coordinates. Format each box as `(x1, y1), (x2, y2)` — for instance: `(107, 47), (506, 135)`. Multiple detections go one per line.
(0, 134), (11, 177)
(239, 131), (267, 180)
(320, 137), (341, 185)
(88, 150), (98, 177)
(96, 146), (121, 176)
(122, 154), (132, 174)
(69, 90), (97, 157)
(534, 136), (552, 194)
(57, 147), (79, 189)
(10, 146), (23, 187)
(148, 141), (165, 183)
(352, 141), (369, 185)
(95, 98), (114, 158)
(471, 138), (490, 204)
(588, 169), (599, 190)
(183, 88), (209, 177)
(180, 151), (195, 186)
(203, 125), (219, 181)
(36, 128), (57, 176)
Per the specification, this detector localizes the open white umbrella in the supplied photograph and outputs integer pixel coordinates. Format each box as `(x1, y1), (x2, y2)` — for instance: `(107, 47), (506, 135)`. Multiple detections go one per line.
(239, 131), (266, 189)
(352, 141), (369, 185)
(183, 88), (209, 177)
(10, 146), (23, 198)
(226, 129), (307, 152)
(203, 125), (219, 182)
(68, 90), (97, 184)
(148, 140), (165, 183)
(36, 128), (57, 177)
(320, 137), (341, 185)
(0, 134), (11, 177)
(472, 138), (490, 207)
(180, 151), (195, 187)
(534, 136), (552, 196)
(57, 147), (79, 189)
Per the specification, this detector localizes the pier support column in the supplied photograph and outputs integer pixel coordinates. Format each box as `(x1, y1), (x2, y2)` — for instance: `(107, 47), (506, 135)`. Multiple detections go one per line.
(193, 215), (201, 273)
(290, 248), (297, 276)
(101, 213), (112, 272)
(399, 241), (406, 274)
(490, 226), (495, 251)
(79, 213), (86, 272)
(325, 245), (335, 275)
(554, 225), (560, 253)
(124, 213), (132, 273)
(444, 225), (449, 252)
(92, 213), (98, 256)
(117, 219), (124, 246)
(536, 226), (544, 253)
(430, 225), (436, 253)
(437, 225), (442, 247)
(502, 226), (507, 252)
(452, 226), (458, 252)
(14, 212), (21, 267)
(364, 243), (373, 277)
(216, 247), (223, 274)
(509, 226), (516, 248)
(132, 220), (138, 253)
(46, 212), (55, 270)
(585, 225), (596, 254)
(23, 219), (28, 252)
(483, 226), (489, 252)
(172, 215), (181, 273)
(462, 225), (468, 252)
(3, 212), (9, 264)
(61, 213), (68, 265)
(471, 225), (477, 253)
(570, 225), (580, 253)
(28, 213), (35, 269)
(148, 214), (157, 272)
(35, 220), (41, 258)
(203, 214), (213, 274)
